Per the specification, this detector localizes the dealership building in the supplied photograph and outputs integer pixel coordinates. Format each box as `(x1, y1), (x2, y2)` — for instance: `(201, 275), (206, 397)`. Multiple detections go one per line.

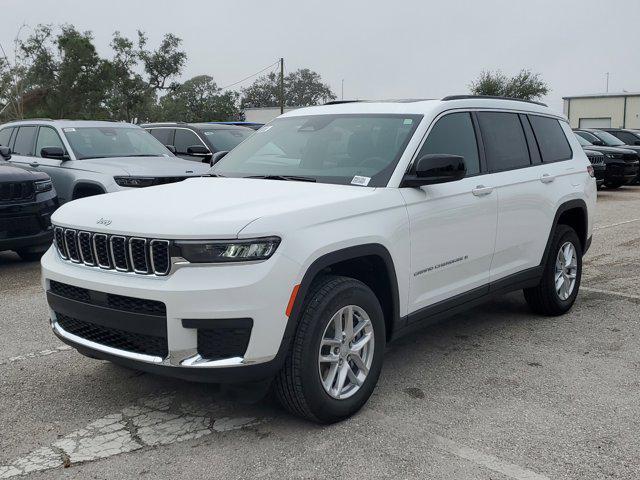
(563, 92), (640, 129)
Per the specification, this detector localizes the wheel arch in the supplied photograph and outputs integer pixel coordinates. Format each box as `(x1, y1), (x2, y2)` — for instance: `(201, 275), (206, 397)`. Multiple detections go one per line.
(287, 244), (401, 343)
(541, 199), (589, 265)
(72, 181), (106, 200)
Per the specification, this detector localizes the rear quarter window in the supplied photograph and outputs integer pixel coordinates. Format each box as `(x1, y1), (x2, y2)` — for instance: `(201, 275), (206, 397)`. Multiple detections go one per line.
(0, 127), (13, 147)
(528, 115), (572, 162)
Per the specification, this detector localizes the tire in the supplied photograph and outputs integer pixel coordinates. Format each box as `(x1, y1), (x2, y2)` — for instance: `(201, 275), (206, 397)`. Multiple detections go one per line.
(16, 248), (46, 262)
(524, 224), (582, 316)
(274, 275), (385, 424)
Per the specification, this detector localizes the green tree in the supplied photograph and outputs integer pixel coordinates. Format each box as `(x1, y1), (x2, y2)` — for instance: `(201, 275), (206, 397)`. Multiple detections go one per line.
(138, 32), (186, 92)
(469, 69), (549, 101)
(158, 75), (243, 122)
(241, 68), (336, 107)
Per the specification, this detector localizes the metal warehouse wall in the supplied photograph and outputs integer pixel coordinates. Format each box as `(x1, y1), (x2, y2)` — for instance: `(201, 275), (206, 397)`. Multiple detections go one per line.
(564, 95), (640, 129)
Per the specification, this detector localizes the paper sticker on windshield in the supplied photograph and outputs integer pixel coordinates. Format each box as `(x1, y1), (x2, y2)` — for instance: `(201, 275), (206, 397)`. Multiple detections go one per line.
(403, 119), (413, 125)
(257, 125), (273, 133)
(63, 127), (76, 132)
(351, 176), (371, 186)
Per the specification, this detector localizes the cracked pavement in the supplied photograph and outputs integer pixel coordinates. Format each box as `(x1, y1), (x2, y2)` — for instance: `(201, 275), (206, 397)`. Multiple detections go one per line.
(1, 186), (640, 479)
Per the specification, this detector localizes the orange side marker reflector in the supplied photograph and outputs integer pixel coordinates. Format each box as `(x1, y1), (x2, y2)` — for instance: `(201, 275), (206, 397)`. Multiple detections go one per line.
(286, 284), (301, 317)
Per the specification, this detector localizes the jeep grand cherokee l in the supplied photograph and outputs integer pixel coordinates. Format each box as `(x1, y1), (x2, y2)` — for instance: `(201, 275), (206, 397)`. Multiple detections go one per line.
(0, 146), (58, 261)
(42, 96), (596, 423)
(0, 120), (210, 204)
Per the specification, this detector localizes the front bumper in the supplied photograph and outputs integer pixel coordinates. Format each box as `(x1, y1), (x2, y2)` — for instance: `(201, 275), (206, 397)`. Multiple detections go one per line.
(41, 247), (302, 382)
(0, 195), (57, 252)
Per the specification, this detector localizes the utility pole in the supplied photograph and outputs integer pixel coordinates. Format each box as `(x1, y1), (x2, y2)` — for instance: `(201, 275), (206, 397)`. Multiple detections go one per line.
(606, 72), (609, 93)
(279, 58), (285, 114)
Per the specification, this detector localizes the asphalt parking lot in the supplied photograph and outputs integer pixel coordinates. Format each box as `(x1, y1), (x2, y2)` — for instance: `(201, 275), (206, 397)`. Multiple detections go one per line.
(1, 187), (640, 480)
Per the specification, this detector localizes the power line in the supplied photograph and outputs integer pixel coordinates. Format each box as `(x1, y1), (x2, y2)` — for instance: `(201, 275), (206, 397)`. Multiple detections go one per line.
(219, 60), (281, 90)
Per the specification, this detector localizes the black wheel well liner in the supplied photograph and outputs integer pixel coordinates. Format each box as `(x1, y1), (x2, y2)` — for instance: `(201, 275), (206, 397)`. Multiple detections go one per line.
(286, 244), (400, 343)
(72, 182), (105, 199)
(542, 199), (589, 263)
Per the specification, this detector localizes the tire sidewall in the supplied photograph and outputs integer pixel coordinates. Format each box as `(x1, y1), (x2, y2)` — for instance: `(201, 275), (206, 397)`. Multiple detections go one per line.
(299, 280), (385, 422)
(547, 226), (582, 312)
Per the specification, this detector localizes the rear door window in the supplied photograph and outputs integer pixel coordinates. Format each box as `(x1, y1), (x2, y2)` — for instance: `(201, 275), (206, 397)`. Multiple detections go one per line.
(148, 128), (174, 146)
(12, 126), (38, 156)
(417, 112), (480, 175)
(477, 112), (530, 172)
(0, 127), (14, 147)
(528, 115), (572, 163)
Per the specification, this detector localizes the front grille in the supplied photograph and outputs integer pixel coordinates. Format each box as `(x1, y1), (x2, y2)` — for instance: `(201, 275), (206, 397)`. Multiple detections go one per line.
(587, 155), (605, 166)
(0, 215), (42, 239)
(49, 280), (166, 316)
(198, 326), (252, 360)
(54, 227), (171, 275)
(0, 181), (35, 203)
(56, 313), (168, 357)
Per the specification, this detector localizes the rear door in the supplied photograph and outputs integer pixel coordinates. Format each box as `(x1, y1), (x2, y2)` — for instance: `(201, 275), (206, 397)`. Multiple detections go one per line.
(7, 125), (38, 169)
(478, 111), (569, 283)
(402, 111), (498, 315)
(33, 126), (73, 202)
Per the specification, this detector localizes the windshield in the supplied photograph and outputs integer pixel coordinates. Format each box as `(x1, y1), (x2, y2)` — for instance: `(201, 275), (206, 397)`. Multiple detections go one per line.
(63, 126), (173, 160)
(212, 114), (422, 187)
(593, 130), (625, 146)
(202, 128), (253, 152)
(575, 134), (592, 146)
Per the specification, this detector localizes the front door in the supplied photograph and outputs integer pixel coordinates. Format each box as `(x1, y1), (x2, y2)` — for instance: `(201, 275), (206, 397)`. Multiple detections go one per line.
(401, 112), (498, 318)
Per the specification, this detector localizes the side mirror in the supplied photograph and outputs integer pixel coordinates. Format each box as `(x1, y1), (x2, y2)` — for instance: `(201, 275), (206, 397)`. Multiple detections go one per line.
(165, 144), (177, 154)
(592, 140), (605, 146)
(634, 140), (640, 146)
(209, 150), (229, 166)
(401, 154), (466, 188)
(40, 146), (69, 160)
(186, 145), (211, 157)
(0, 146), (11, 160)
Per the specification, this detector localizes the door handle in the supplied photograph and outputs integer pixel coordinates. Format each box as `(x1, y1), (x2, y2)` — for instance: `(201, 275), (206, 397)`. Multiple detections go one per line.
(540, 173), (555, 184)
(472, 185), (494, 196)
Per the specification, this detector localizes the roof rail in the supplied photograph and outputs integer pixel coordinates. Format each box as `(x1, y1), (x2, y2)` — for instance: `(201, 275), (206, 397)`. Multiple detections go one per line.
(441, 95), (547, 107)
(324, 100), (362, 105)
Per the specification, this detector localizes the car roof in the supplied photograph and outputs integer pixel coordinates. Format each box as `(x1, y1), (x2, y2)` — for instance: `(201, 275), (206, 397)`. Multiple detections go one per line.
(140, 122), (251, 131)
(281, 96), (562, 120)
(1, 119), (139, 129)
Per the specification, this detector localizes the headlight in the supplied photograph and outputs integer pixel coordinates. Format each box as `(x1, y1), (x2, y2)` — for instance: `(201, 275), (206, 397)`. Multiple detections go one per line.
(175, 237), (281, 263)
(114, 176), (157, 187)
(605, 153), (623, 159)
(35, 179), (53, 193)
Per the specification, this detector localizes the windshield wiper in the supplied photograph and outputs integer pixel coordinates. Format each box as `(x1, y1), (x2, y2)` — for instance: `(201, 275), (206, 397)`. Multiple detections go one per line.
(244, 174), (317, 183)
(206, 172), (226, 178)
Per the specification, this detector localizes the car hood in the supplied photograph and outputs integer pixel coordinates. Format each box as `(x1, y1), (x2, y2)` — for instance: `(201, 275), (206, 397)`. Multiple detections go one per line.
(582, 145), (638, 156)
(66, 156), (210, 176)
(0, 160), (49, 182)
(52, 177), (387, 238)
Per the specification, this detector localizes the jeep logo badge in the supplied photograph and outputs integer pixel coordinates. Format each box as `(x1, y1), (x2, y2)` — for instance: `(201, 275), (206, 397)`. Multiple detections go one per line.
(97, 218), (112, 226)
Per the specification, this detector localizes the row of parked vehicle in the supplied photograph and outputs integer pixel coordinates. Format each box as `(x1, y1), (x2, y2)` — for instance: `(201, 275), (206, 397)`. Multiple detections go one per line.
(574, 127), (640, 189)
(0, 119), (261, 261)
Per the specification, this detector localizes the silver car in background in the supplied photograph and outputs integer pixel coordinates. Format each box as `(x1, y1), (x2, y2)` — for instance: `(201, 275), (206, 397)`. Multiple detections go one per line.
(0, 120), (210, 204)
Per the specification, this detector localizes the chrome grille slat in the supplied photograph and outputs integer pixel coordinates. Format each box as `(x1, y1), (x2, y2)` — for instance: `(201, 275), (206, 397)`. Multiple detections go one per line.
(54, 227), (170, 276)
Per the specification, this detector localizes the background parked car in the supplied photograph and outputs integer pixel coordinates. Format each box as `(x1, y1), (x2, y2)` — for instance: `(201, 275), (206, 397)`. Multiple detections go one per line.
(0, 145), (58, 261)
(209, 121), (264, 131)
(0, 120), (210, 204)
(575, 128), (640, 183)
(600, 128), (640, 146)
(142, 122), (254, 162)
(574, 133), (639, 188)
(583, 149), (605, 189)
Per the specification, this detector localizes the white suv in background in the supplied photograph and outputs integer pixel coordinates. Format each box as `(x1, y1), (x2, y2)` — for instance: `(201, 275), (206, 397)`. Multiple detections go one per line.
(41, 96), (596, 423)
(0, 120), (210, 204)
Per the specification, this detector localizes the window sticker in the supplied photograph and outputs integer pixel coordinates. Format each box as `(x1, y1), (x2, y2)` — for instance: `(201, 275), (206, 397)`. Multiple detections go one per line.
(403, 119), (413, 125)
(351, 175), (371, 186)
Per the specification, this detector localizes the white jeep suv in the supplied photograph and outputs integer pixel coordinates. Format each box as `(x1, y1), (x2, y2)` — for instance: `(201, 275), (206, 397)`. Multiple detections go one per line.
(41, 97), (596, 423)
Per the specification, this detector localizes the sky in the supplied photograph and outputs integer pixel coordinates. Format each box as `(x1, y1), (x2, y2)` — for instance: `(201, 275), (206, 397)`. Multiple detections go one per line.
(2, 0), (639, 112)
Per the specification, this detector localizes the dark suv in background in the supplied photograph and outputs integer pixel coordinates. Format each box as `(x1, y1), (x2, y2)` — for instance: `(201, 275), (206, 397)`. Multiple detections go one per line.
(142, 123), (254, 162)
(575, 128), (640, 184)
(0, 146), (58, 261)
(600, 128), (640, 146)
